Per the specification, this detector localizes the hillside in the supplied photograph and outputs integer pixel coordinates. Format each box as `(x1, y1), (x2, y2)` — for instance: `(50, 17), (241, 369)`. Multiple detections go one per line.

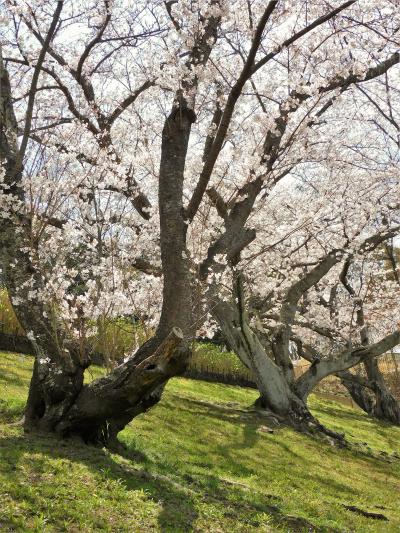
(1, 352), (400, 532)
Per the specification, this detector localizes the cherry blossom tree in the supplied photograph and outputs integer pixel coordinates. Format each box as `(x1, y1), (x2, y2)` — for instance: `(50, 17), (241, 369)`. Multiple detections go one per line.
(330, 75), (400, 423)
(1, 0), (400, 444)
(207, 73), (400, 435)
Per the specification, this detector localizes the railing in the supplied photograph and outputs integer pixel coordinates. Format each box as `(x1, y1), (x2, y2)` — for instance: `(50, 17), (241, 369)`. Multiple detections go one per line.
(185, 351), (400, 400)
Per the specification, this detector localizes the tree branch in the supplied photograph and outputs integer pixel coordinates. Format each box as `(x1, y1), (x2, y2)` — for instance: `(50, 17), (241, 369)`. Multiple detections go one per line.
(18, 1), (64, 162)
(251, 1), (356, 75)
(295, 330), (400, 399)
(185, 2), (278, 222)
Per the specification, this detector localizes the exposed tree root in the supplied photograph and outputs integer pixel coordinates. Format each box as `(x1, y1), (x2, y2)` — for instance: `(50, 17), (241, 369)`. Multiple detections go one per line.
(253, 397), (347, 447)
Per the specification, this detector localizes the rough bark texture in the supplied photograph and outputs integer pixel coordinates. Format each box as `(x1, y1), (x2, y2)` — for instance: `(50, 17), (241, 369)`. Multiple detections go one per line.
(338, 361), (400, 425)
(338, 370), (376, 412)
(211, 267), (400, 442)
(55, 328), (187, 443)
(362, 357), (400, 424)
(210, 283), (345, 443)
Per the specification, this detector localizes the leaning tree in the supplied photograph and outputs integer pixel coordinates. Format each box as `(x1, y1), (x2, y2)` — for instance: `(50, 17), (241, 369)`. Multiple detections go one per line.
(209, 187), (400, 434)
(205, 66), (400, 428)
(1, 0), (400, 444)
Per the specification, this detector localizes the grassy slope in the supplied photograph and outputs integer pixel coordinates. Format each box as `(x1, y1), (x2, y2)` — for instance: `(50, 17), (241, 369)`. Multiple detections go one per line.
(1, 352), (399, 533)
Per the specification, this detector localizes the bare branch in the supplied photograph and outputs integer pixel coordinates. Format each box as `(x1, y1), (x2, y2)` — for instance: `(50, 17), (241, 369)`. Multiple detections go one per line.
(76, 0), (112, 82)
(18, 1), (64, 162)
(106, 80), (154, 126)
(252, 1), (356, 75)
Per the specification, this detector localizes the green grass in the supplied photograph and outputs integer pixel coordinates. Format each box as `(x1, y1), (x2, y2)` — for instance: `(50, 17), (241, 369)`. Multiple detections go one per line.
(1, 352), (400, 532)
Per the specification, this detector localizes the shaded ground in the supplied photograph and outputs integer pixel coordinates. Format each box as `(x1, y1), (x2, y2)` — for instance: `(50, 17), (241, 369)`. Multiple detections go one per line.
(1, 352), (400, 532)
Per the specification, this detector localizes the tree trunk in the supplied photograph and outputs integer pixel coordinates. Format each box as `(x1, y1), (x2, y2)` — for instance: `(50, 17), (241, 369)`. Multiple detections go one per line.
(54, 328), (187, 443)
(338, 259), (400, 425)
(21, 99), (196, 443)
(337, 370), (375, 413)
(338, 359), (400, 425)
(94, 99), (197, 437)
(365, 357), (400, 424)
(211, 296), (345, 444)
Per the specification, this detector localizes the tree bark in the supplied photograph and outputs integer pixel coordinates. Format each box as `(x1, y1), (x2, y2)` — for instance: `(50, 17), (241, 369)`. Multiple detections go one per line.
(55, 328), (187, 443)
(210, 287), (345, 443)
(363, 357), (400, 424)
(338, 360), (400, 425)
(336, 370), (375, 413)
(338, 259), (400, 424)
(211, 270), (400, 442)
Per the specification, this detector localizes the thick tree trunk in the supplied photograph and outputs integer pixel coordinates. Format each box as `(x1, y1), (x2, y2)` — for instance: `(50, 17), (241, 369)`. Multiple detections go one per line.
(54, 328), (187, 443)
(93, 99), (197, 437)
(23, 354), (86, 432)
(21, 328), (186, 443)
(364, 357), (400, 424)
(337, 370), (375, 413)
(338, 259), (400, 425)
(21, 100), (196, 443)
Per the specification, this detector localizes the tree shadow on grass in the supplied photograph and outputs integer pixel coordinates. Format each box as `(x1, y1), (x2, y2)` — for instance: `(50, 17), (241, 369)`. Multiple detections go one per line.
(312, 402), (400, 452)
(172, 396), (399, 480)
(0, 424), (344, 533)
(177, 396), (301, 458)
(0, 430), (198, 532)
(1, 392), (397, 532)
(174, 396), (264, 449)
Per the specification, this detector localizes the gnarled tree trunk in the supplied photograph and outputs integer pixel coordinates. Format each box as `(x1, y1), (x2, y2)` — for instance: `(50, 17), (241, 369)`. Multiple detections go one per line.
(363, 357), (400, 424)
(211, 270), (400, 442)
(211, 288), (345, 443)
(338, 359), (400, 425)
(338, 259), (400, 425)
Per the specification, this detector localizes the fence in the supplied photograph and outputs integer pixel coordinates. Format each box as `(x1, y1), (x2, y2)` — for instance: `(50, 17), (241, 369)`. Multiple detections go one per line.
(187, 349), (400, 401)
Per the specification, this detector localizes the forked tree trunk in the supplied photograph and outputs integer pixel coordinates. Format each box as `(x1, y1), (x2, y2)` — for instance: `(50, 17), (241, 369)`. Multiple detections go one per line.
(364, 357), (400, 424)
(211, 297), (345, 444)
(337, 370), (376, 413)
(20, 102), (196, 444)
(212, 275), (400, 442)
(338, 259), (400, 425)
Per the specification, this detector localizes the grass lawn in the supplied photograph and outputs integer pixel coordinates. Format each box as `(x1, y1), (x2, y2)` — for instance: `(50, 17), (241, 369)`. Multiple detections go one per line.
(1, 352), (400, 532)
